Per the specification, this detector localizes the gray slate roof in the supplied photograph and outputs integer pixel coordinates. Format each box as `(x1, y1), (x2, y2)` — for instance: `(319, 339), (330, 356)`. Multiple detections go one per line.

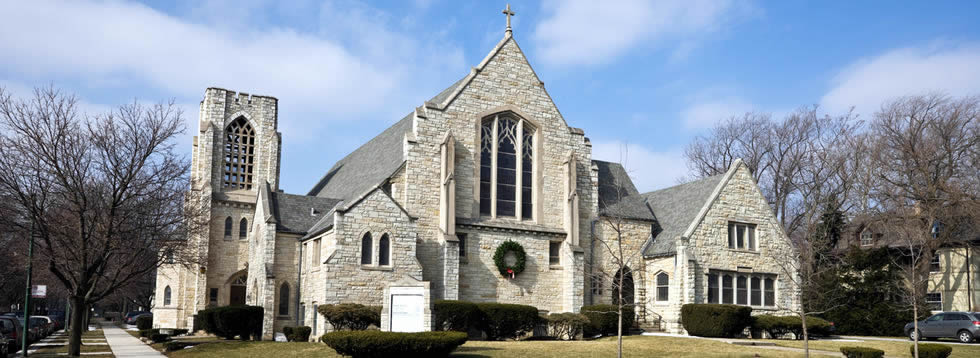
(269, 192), (341, 235)
(306, 113), (413, 202)
(641, 173), (726, 257)
(594, 160), (655, 221)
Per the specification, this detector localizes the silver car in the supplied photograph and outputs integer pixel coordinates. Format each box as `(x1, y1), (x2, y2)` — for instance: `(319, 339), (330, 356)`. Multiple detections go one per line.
(906, 312), (980, 343)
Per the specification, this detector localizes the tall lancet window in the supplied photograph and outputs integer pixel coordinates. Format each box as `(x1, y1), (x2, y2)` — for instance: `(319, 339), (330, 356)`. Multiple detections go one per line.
(480, 113), (534, 219)
(223, 116), (255, 190)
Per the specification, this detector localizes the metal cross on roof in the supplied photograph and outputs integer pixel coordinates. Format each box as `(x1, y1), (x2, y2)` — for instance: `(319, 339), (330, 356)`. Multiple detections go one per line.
(502, 4), (515, 33)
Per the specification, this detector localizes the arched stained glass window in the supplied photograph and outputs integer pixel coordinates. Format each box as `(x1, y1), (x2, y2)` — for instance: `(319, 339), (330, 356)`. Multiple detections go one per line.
(223, 117), (255, 190)
(479, 113), (535, 219)
(656, 273), (669, 301)
(164, 286), (172, 306)
(239, 218), (248, 239)
(360, 233), (372, 265)
(378, 234), (390, 266)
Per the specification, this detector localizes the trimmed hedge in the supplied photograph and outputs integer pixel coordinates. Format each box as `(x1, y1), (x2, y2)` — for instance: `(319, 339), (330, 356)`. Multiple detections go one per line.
(320, 331), (467, 358)
(283, 326), (312, 342)
(317, 304), (381, 331)
(840, 346), (884, 358)
(138, 329), (156, 338)
(752, 315), (832, 339)
(197, 305), (264, 340)
(433, 300), (483, 332)
(546, 313), (589, 340)
(913, 344), (952, 358)
(136, 315), (153, 330)
(150, 333), (170, 343)
(580, 304), (635, 336)
(680, 304), (753, 338)
(475, 303), (540, 340)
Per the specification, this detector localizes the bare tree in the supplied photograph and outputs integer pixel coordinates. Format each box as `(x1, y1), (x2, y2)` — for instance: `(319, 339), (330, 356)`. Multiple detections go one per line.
(684, 107), (860, 237)
(864, 94), (980, 357)
(0, 87), (206, 356)
(589, 148), (653, 358)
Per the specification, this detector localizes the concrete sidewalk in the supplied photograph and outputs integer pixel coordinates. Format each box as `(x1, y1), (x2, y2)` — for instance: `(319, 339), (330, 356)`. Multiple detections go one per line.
(101, 323), (164, 358)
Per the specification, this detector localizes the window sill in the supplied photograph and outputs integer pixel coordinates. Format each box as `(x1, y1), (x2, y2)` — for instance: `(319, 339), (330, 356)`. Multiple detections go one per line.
(361, 265), (393, 271)
(276, 315), (291, 320)
(549, 264), (562, 270)
(726, 248), (760, 254)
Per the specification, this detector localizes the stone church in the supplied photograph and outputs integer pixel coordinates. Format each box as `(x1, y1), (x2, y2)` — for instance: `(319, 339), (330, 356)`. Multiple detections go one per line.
(153, 10), (798, 338)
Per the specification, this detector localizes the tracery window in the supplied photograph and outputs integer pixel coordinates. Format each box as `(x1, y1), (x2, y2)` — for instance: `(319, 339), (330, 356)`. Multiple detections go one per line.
(223, 116), (255, 190)
(480, 114), (535, 219)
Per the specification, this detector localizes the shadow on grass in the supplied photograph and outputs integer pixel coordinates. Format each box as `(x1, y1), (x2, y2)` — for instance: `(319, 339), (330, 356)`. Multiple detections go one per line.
(450, 345), (502, 357)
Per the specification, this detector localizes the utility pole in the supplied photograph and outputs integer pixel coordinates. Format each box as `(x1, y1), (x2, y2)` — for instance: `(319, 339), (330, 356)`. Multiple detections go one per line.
(21, 225), (34, 357)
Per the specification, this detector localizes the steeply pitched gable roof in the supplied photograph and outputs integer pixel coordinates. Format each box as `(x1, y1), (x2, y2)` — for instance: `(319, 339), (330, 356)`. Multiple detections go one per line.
(268, 191), (341, 235)
(641, 173), (726, 257)
(594, 160), (655, 221)
(306, 113), (412, 202)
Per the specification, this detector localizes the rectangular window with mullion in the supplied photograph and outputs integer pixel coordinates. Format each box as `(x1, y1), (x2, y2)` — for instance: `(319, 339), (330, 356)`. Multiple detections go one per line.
(707, 274), (718, 303)
(736, 276), (748, 305)
(722, 275), (733, 304)
(750, 277), (761, 306)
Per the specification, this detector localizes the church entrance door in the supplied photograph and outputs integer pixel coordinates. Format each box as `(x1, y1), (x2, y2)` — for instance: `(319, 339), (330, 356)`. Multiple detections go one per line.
(230, 274), (247, 305)
(612, 267), (634, 305)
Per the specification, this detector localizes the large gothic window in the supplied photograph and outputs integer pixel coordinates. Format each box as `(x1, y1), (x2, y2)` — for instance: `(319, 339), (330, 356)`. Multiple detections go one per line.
(223, 117), (255, 190)
(480, 114), (534, 219)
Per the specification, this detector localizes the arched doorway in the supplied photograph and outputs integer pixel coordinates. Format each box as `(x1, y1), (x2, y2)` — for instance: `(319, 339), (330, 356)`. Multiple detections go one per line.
(612, 267), (635, 305)
(230, 274), (247, 306)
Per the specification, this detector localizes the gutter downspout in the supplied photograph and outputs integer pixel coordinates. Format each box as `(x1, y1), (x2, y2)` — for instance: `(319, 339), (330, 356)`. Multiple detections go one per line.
(967, 243), (973, 311)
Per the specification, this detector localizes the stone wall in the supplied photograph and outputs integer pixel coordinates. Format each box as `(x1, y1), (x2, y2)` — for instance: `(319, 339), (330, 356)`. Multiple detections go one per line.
(406, 33), (590, 311)
(676, 163), (799, 332)
(301, 188), (423, 332)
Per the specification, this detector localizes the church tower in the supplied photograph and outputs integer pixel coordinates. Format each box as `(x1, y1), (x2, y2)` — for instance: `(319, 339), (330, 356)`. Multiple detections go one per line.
(153, 88), (281, 329)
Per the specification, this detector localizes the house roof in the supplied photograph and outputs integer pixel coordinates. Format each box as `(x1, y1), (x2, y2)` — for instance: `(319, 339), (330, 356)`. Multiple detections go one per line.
(268, 191), (341, 235)
(594, 160), (655, 221)
(641, 173), (726, 257)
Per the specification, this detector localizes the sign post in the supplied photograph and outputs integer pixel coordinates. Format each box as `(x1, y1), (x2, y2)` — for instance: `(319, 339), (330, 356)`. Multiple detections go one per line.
(21, 226), (34, 357)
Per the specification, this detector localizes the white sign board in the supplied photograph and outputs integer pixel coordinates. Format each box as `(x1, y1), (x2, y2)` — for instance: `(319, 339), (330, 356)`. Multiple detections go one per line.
(31, 285), (46, 298)
(389, 287), (425, 332)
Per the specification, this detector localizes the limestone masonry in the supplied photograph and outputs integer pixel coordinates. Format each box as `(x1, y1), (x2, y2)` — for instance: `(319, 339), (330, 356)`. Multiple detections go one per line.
(153, 24), (799, 339)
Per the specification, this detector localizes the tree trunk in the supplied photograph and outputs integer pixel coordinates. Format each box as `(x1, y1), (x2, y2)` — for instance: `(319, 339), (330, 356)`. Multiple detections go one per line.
(68, 296), (86, 357)
(913, 303), (919, 358)
(617, 304), (623, 358)
(801, 314), (809, 358)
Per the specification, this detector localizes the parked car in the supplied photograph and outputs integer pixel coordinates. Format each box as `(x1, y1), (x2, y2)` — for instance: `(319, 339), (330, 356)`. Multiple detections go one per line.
(906, 311), (980, 343)
(31, 316), (54, 336)
(124, 311), (149, 325)
(0, 316), (23, 354)
(27, 317), (48, 341)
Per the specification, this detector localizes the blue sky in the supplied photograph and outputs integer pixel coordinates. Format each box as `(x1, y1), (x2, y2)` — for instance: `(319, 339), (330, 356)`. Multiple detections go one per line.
(2, 0), (979, 194)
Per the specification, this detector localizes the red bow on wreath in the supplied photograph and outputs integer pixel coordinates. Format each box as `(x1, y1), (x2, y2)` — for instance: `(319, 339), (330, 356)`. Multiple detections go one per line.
(507, 268), (514, 279)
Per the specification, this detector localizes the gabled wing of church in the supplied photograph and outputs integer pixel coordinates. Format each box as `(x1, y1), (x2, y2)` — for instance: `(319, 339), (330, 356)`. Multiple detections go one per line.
(152, 14), (799, 339)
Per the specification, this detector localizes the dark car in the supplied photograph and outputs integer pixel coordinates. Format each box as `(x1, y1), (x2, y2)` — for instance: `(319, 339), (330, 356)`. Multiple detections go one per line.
(0, 317), (19, 358)
(906, 311), (980, 343)
(124, 311), (149, 325)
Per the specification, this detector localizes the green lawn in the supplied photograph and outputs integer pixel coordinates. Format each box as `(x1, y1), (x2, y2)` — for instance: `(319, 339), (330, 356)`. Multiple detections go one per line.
(766, 338), (980, 358)
(30, 329), (113, 357)
(165, 335), (838, 358)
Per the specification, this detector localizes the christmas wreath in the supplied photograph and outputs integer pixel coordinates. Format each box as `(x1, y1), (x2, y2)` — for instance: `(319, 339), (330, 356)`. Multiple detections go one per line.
(493, 240), (527, 279)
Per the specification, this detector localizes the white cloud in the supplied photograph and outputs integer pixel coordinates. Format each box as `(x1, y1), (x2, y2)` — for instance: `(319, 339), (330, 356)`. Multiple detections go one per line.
(591, 140), (689, 192)
(681, 96), (755, 129)
(821, 43), (980, 116)
(533, 0), (754, 66)
(0, 0), (465, 141)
